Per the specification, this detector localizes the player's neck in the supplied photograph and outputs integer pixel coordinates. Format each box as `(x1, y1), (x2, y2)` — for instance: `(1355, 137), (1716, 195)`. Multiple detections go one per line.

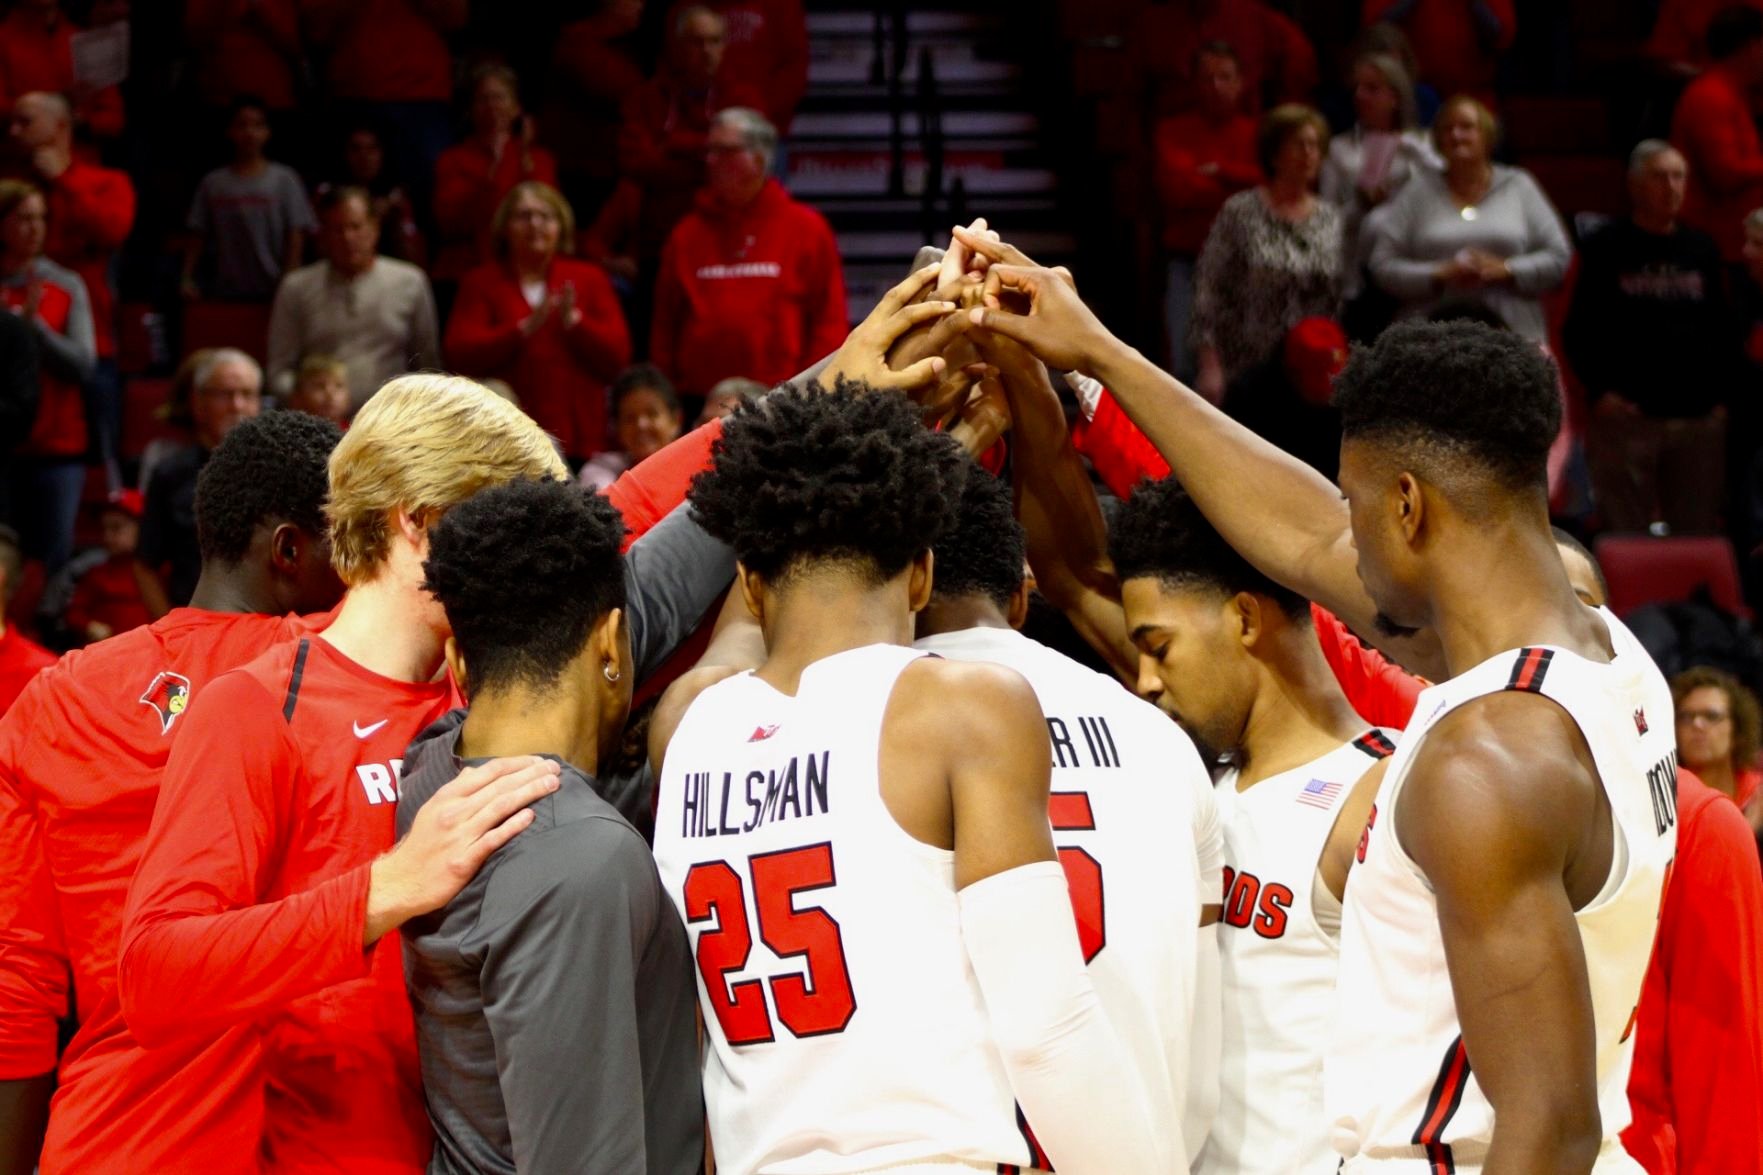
(756, 579), (917, 696)
(458, 686), (602, 779)
(187, 564), (274, 615)
(916, 596), (1011, 638)
(320, 579), (447, 683)
(1235, 625), (1365, 789)
(1427, 523), (1604, 677)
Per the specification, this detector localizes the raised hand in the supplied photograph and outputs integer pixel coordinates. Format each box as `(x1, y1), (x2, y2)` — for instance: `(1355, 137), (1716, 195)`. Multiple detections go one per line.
(964, 264), (1115, 375)
(948, 375), (1012, 458)
(817, 263), (956, 392)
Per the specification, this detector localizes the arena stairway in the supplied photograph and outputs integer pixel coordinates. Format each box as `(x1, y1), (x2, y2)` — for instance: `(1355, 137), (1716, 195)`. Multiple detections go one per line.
(789, 2), (1078, 318)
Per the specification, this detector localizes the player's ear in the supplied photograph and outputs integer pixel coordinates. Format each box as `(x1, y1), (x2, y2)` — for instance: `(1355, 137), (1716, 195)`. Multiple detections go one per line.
(1395, 471), (1425, 543)
(267, 522), (302, 575)
(907, 549), (934, 613)
(736, 562), (766, 624)
(1232, 591), (1263, 649)
(1006, 574), (1031, 630)
(442, 636), (469, 699)
(592, 606), (628, 682)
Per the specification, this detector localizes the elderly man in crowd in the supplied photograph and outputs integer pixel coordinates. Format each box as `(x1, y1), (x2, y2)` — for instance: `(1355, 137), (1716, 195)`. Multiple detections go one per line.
(649, 107), (846, 397)
(139, 349), (262, 607)
(1564, 140), (1736, 536)
(267, 185), (440, 411)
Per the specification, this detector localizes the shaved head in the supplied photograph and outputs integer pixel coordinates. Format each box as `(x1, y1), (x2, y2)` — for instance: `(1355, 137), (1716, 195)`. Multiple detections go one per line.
(16, 92), (70, 125)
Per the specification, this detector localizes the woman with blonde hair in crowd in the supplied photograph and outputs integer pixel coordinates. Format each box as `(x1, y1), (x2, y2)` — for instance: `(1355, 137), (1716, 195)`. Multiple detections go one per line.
(445, 180), (631, 466)
(1365, 94), (1571, 344)
(1673, 665), (1763, 840)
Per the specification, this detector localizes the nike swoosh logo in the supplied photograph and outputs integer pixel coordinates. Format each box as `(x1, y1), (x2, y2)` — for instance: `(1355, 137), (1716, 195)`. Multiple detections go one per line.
(353, 719), (389, 739)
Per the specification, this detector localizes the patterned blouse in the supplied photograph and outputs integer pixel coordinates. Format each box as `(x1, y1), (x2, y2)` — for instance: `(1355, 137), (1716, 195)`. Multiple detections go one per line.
(1192, 189), (1344, 382)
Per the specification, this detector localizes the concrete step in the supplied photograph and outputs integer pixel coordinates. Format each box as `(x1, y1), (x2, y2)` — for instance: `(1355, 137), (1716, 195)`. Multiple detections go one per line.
(790, 109), (1040, 140)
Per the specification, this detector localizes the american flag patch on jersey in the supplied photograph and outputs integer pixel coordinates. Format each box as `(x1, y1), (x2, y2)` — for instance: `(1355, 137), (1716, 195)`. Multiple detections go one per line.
(1296, 778), (1344, 809)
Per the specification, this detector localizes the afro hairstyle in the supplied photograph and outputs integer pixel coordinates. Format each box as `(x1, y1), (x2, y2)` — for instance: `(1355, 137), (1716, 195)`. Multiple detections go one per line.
(195, 410), (342, 565)
(688, 378), (967, 583)
(1332, 319), (1560, 494)
(1108, 476), (1307, 617)
(423, 477), (628, 694)
(930, 460), (1026, 609)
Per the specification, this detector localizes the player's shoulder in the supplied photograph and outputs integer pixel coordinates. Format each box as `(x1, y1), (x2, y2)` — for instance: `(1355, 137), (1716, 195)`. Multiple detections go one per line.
(1407, 691), (1599, 828)
(891, 655), (1044, 743)
(652, 663), (749, 769)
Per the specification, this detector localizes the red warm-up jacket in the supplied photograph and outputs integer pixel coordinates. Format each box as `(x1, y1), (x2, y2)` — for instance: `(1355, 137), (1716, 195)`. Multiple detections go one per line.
(650, 179), (847, 396)
(445, 256), (631, 460)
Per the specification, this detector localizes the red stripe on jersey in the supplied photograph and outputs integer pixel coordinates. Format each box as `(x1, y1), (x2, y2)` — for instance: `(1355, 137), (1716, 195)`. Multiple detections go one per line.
(1352, 730), (1397, 760)
(1047, 792), (1095, 831)
(1506, 647), (1554, 693)
(1412, 1035), (1471, 1171)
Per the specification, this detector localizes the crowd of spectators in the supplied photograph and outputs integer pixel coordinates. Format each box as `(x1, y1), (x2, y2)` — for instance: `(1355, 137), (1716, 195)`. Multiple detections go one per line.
(4, 0), (1763, 797)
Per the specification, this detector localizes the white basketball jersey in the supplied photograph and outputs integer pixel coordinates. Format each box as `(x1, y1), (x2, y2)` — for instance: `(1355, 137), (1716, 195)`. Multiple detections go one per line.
(916, 626), (1212, 1165)
(1326, 609), (1676, 1173)
(1198, 731), (1396, 1175)
(652, 643), (1040, 1175)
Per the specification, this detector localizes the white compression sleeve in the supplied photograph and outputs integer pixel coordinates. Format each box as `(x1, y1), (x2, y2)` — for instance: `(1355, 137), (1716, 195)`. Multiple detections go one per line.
(959, 861), (1174, 1175)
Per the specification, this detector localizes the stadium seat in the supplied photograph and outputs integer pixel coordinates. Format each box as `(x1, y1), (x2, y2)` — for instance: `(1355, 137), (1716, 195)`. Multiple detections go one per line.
(181, 301), (272, 366)
(1594, 534), (1751, 619)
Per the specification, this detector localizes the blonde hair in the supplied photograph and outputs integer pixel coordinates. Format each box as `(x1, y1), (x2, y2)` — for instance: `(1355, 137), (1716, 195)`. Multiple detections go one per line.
(326, 373), (565, 585)
(492, 181), (576, 259)
(1433, 94), (1501, 155)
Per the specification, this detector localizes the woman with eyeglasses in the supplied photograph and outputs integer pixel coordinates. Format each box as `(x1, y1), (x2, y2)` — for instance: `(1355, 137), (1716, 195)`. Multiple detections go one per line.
(445, 181), (631, 467)
(1672, 665), (1763, 844)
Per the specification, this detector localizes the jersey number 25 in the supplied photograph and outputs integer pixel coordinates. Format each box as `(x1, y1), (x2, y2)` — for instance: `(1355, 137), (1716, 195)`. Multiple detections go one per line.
(684, 842), (858, 1045)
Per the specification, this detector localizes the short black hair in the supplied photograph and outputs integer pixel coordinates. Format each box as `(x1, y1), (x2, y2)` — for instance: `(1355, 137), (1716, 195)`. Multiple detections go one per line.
(689, 379), (966, 583)
(1425, 296), (1507, 331)
(930, 462), (1025, 609)
(196, 412), (342, 565)
(423, 478), (628, 693)
(1108, 476), (1307, 616)
(1551, 525), (1609, 601)
(1709, 4), (1763, 60)
(226, 94), (271, 125)
(1333, 319), (1560, 493)
(612, 363), (680, 415)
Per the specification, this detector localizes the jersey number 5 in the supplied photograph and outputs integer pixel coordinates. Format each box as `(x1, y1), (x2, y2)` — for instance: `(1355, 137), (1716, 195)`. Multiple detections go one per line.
(1051, 792), (1105, 963)
(683, 842), (858, 1045)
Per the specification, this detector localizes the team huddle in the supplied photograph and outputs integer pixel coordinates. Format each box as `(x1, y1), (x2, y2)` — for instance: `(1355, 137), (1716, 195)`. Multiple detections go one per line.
(0, 224), (1674, 1175)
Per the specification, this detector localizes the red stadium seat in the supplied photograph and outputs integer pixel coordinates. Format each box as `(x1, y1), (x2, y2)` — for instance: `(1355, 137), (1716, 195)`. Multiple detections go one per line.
(181, 301), (272, 366)
(1594, 535), (1751, 620)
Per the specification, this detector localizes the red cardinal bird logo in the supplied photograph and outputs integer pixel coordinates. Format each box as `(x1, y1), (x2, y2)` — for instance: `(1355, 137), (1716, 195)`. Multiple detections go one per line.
(748, 724), (780, 742)
(139, 671), (193, 735)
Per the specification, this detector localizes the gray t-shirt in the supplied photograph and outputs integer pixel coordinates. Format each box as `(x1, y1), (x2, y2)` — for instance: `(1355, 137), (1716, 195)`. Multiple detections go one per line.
(187, 162), (317, 301)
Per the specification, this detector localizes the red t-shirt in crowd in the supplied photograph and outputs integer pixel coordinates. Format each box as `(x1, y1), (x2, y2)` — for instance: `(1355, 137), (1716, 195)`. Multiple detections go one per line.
(183, 0), (303, 110)
(1648, 0), (1763, 66)
(444, 256), (631, 460)
(0, 610), (313, 1173)
(1672, 65), (1763, 261)
(430, 140), (560, 283)
(39, 161), (135, 360)
(65, 555), (154, 639)
(669, 0), (808, 132)
(119, 635), (454, 1173)
(0, 625), (54, 716)
(1153, 111), (1262, 254)
(1623, 768), (1763, 1174)
(309, 0), (457, 103)
(0, 9), (124, 138)
(1130, 0), (1317, 116)
(651, 178), (847, 396)
(1362, 0), (1515, 102)
(3, 269), (86, 457)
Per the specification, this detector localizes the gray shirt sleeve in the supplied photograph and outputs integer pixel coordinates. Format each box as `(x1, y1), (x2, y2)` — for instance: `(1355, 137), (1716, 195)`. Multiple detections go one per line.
(478, 820), (658, 1175)
(33, 268), (96, 383)
(622, 499), (735, 683)
(1504, 171), (1571, 295)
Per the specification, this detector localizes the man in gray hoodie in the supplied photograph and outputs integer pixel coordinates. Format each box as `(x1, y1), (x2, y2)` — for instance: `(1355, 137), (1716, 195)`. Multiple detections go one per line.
(397, 477), (717, 1175)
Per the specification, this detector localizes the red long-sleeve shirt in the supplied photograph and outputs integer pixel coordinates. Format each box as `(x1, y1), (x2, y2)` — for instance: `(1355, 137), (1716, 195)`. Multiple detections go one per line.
(64, 555), (153, 639)
(41, 161), (134, 360)
(6, 269), (86, 458)
(1362, 0), (1515, 102)
(651, 179), (847, 396)
(1623, 769), (1763, 1174)
(183, 0), (303, 110)
(1130, 0), (1318, 116)
(1672, 65), (1763, 261)
(1153, 112), (1262, 253)
(669, 0), (808, 132)
(0, 9), (124, 139)
(306, 0), (460, 103)
(430, 140), (559, 283)
(0, 611), (312, 1173)
(444, 256), (631, 460)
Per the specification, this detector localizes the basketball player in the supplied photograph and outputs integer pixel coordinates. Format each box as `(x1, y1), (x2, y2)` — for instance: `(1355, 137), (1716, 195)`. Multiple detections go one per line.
(648, 366), (1165, 1174)
(913, 463), (1215, 1167)
(965, 252), (1675, 1172)
(1110, 476), (1395, 1174)
(0, 412), (344, 1175)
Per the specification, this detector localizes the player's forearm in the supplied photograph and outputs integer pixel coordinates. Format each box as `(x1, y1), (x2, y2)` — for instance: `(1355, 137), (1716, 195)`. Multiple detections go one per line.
(1483, 1101), (1602, 1175)
(1087, 339), (1353, 607)
(0, 1073), (52, 1175)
